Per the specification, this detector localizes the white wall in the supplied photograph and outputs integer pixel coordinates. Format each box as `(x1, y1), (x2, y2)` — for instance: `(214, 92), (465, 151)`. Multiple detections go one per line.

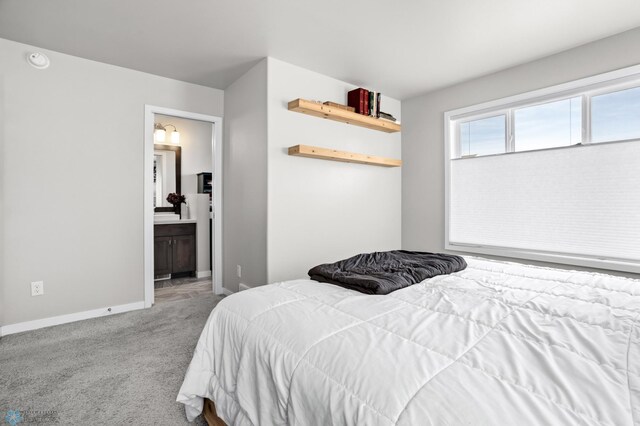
(222, 58), (402, 287)
(0, 38), (223, 326)
(266, 58), (402, 282)
(155, 114), (213, 196)
(222, 59), (268, 292)
(402, 27), (640, 276)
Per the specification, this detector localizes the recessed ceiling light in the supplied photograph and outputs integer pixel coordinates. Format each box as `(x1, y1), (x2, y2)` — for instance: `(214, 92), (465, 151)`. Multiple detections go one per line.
(27, 52), (50, 69)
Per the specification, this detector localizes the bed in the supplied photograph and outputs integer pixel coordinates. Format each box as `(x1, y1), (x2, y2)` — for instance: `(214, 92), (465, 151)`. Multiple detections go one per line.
(177, 256), (640, 425)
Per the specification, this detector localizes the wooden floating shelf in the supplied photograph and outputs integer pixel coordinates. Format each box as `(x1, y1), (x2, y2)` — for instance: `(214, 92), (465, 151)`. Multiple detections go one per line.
(288, 145), (402, 168)
(288, 98), (401, 133)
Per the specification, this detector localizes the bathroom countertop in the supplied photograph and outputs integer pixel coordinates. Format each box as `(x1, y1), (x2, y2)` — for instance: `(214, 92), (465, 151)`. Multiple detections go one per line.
(154, 219), (197, 225)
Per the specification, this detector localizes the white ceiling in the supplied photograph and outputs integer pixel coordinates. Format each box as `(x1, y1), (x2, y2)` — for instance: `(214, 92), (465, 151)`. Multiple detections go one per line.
(2, 0), (640, 99)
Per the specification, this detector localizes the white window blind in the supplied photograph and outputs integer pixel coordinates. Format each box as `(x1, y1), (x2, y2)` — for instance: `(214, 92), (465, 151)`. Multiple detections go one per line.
(449, 142), (640, 266)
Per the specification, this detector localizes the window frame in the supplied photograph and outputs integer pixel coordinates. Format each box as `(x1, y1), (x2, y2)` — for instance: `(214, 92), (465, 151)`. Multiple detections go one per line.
(456, 112), (509, 158)
(448, 73), (640, 160)
(589, 83), (640, 145)
(512, 95), (583, 152)
(443, 64), (640, 274)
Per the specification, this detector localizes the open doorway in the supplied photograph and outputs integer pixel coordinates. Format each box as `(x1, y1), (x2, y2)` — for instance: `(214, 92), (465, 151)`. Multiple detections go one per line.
(144, 106), (223, 308)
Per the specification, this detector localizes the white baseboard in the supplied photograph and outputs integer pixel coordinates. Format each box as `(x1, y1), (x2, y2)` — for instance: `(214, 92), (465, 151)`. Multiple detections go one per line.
(0, 301), (145, 337)
(222, 288), (234, 296)
(197, 270), (212, 279)
(239, 283), (251, 291)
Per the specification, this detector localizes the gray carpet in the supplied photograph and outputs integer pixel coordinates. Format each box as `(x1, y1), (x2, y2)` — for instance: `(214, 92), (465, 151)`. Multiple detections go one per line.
(0, 294), (223, 425)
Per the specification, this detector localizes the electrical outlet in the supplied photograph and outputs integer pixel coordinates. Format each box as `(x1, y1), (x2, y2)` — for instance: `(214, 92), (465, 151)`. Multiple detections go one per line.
(236, 265), (242, 278)
(31, 281), (44, 296)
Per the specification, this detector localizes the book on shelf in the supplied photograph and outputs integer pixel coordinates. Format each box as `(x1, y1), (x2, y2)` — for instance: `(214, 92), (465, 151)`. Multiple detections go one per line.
(347, 88), (384, 118)
(347, 88), (367, 115)
(363, 89), (369, 116)
(365, 90), (373, 115)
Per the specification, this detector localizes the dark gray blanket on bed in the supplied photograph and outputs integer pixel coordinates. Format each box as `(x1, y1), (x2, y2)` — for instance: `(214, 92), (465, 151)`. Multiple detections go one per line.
(308, 250), (467, 295)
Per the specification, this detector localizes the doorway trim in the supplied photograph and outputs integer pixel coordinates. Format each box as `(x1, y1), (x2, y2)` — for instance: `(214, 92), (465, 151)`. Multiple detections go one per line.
(144, 105), (223, 308)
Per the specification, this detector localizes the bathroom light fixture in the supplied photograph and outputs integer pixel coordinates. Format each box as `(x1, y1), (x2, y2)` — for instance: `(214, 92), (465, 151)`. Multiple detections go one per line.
(154, 123), (180, 144)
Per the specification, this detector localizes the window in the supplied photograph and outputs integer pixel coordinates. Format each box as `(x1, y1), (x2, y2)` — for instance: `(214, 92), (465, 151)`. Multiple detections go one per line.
(514, 97), (582, 151)
(445, 65), (640, 274)
(459, 115), (505, 157)
(592, 85), (640, 143)
(452, 82), (640, 158)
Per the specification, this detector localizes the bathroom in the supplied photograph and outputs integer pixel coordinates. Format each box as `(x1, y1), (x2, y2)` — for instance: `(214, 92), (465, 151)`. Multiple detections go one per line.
(152, 113), (215, 303)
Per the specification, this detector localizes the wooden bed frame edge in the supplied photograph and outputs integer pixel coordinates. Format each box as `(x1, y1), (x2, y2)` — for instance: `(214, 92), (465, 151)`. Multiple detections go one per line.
(203, 398), (227, 426)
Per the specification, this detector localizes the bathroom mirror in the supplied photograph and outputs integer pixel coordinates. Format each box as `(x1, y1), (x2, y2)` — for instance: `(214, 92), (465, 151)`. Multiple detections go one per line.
(153, 144), (181, 212)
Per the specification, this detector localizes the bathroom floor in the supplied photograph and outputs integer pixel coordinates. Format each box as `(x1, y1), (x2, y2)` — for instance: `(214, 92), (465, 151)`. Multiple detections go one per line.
(154, 275), (207, 289)
(154, 277), (213, 304)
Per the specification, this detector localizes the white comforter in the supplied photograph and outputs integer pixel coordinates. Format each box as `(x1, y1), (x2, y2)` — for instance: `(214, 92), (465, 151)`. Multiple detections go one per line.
(177, 257), (640, 425)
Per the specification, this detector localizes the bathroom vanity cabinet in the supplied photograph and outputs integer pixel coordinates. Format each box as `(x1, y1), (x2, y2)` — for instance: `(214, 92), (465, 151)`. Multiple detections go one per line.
(154, 223), (196, 277)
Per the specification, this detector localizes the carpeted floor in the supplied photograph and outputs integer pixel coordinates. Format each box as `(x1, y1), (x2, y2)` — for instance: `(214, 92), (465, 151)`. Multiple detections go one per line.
(0, 294), (223, 425)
